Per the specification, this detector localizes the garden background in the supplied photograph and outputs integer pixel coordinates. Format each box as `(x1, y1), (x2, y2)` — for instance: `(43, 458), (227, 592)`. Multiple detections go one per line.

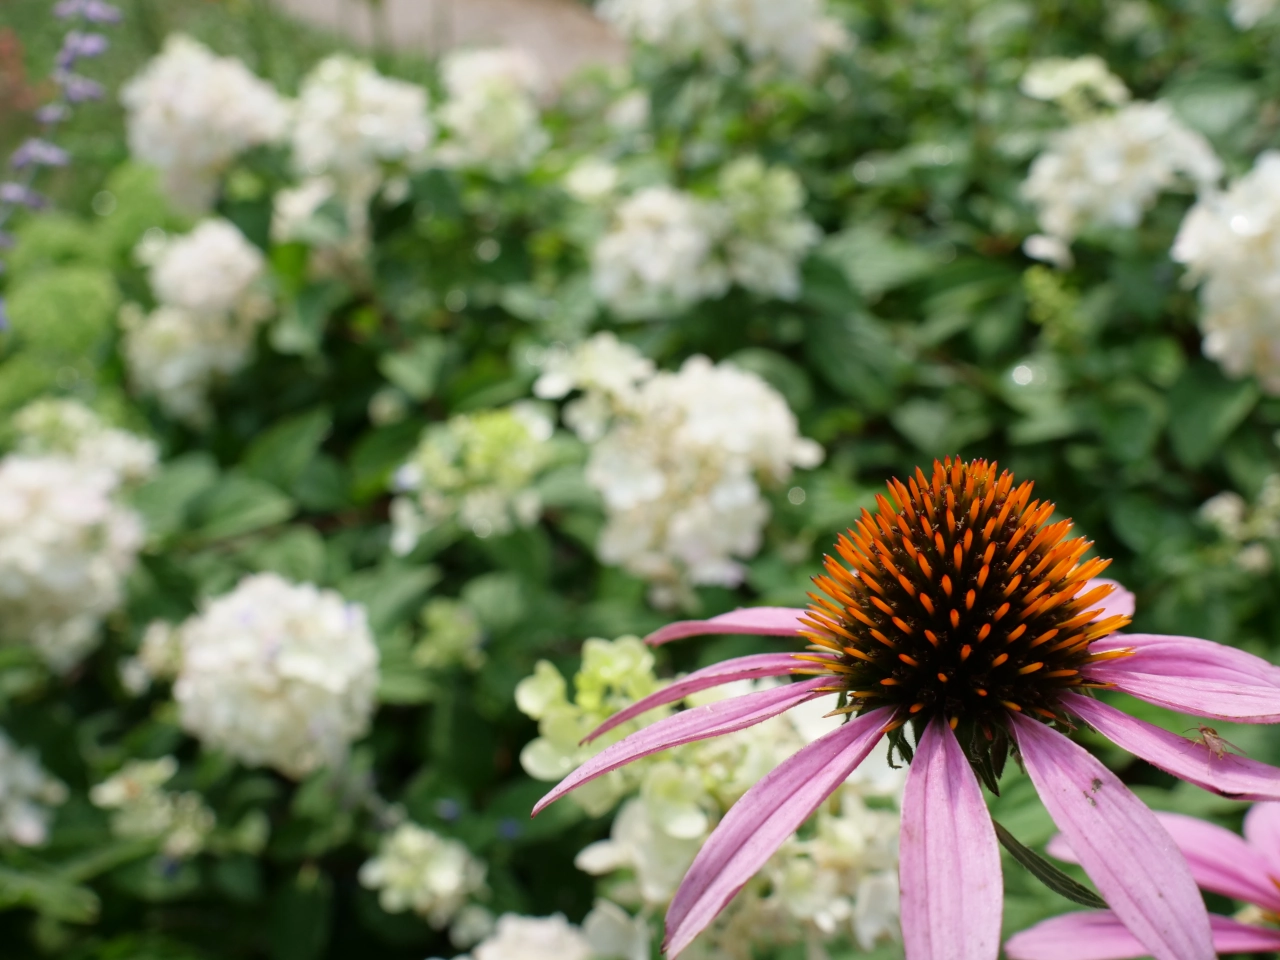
(1, 0), (1279, 957)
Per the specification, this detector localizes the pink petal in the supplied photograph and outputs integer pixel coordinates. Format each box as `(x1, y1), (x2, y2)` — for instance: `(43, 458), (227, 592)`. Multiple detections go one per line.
(1011, 715), (1214, 960)
(582, 653), (818, 744)
(1065, 693), (1280, 802)
(1006, 911), (1280, 960)
(1244, 802), (1280, 877)
(1087, 577), (1135, 623)
(533, 678), (828, 816)
(899, 718), (1002, 960)
(645, 607), (806, 646)
(1154, 812), (1280, 912)
(663, 706), (892, 957)
(1087, 635), (1280, 722)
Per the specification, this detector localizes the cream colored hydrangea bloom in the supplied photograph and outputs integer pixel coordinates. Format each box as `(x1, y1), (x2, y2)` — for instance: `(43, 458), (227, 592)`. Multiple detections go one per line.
(358, 822), (486, 928)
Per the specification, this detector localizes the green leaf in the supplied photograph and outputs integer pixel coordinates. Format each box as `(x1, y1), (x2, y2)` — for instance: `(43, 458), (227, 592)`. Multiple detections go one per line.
(130, 453), (220, 540)
(241, 408), (332, 493)
(349, 421), (422, 503)
(271, 280), (348, 356)
(268, 870), (333, 960)
(820, 224), (938, 300)
(189, 473), (295, 543)
(340, 563), (440, 634)
(1167, 362), (1259, 469)
(804, 308), (902, 412)
(992, 819), (1107, 909)
(242, 526), (328, 583)
(378, 336), (446, 400)
(0, 865), (100, 923)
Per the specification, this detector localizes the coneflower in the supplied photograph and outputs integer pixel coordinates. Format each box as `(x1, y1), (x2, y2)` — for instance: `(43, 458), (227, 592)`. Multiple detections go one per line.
(534, 458), (1280, 960)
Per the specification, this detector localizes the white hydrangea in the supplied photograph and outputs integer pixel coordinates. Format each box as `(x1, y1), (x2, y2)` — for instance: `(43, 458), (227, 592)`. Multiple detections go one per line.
(90, 757), (215, 859)
(592, 186), (730, 320)
(292, 55), (433, 200)
(437, 48), (548, 176)
(390, 403), (554, 553)
(120, 34), (290, 211)
(0, 455), (144, 672)
(471, 913), (593, 960)
(1022, 100), (1221, 244)
(0, 730), (66, 847)
(1020, 55), (1129, 118)
(13, 398), (157, 486)
(358, 822), (486, 928)
(598, 0), (847, 76)
(540, 340), (822, 606)
(564, 158), (622, 204)
(1231, 0), (1278, 28)
(171, 574), (380, 778)
(122, 220), (271, 426)
(1199, 475), (1280, 573)
(717, 157), (820, 300)
(1173, 151), (1280, 392)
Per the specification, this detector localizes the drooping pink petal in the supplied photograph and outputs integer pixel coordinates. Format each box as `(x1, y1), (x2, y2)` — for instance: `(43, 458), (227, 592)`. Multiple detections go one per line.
(662, 706), (892, 957)
(1243, 801), (1280, 877)
(1154, 812), (1280, 912)
(1089, 633), (1280, 688)
(645, 607), (806, 646)
(1011, 715), (1213, 960)
(1065, 693), (1280, 802)
(899, 718), (1002, 960)
(1086, 578), (1135, 623)
(582, 653), (819, 744)
(533, 677), (828, 816)
(1006, 911), (1280, 960)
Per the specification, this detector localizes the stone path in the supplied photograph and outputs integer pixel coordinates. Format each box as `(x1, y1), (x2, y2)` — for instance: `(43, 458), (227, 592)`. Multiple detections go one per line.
(270, 0), (626, 86)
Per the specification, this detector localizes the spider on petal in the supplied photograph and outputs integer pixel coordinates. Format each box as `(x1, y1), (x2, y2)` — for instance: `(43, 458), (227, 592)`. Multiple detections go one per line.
(532, 458), (1280, 960)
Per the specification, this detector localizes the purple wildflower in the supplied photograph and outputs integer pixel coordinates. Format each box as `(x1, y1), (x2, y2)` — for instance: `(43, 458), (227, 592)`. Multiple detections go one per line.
(0, 183), (47, 209)
(34, 103), (70, 125)
(58, 73), (105, 103)
(534, 458), (1280, 960)
(53, 0), (121, 23)
(10, 139), (70, 169)
(57, 31), (109, 69)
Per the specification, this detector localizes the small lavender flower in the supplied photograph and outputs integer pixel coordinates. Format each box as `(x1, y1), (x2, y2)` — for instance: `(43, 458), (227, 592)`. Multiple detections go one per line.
(57, 31), (109, 68)
(10, 139), (70, 170)
(53, 0), (121, 23)
(34, 104), (69, 125)
(59, 74), (105, 103)
(0, 184), (47, 209)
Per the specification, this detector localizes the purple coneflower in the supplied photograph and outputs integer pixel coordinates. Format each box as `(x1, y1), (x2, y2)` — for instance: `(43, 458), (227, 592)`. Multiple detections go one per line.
(1007, 802), (1280, 958)
(533, 458), (1280, 960)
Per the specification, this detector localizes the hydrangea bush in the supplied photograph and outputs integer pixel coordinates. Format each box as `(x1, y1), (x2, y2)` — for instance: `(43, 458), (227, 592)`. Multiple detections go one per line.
(4, 0), (1280, 958)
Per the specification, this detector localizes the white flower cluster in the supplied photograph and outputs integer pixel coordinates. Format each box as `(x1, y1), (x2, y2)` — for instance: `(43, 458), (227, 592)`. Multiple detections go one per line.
(13, 398), (157, 486)
(1232, 0), (1278, 28)
(517, 638), (903, 956)
(121, 219), (271, 426)
(1199, 475), (1280, 573)
(437, 48), (548, 176)
(598, 0), (847, 76)
(90, 757), (215, 859)
(1173, 152), (1280, 392)
(169, 574), (380, 779)
(414, 598), (486, 672)
(121, 34), (290, 211)
(390, 403), (554, 553)
(591, 160), (819, 319)
(0, 730), (66, 847)
(358, 822), (486, 928)
(0, 453), (145, 672)
(537, 336), (822, 606)
(1020, 55), (1129, 119)
(446, 905), (649, 960)
(1022, 99), (1220, 251)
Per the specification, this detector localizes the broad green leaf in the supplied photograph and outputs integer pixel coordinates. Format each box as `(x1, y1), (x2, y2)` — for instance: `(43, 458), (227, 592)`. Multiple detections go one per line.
(189, 473), (295, 543)
(1168, 362), (1259, 469)
(241, 408), (332, 493)
(379, 336), (446, 400)
(0, 865), (99, 923)
(131, 453), (220, 541)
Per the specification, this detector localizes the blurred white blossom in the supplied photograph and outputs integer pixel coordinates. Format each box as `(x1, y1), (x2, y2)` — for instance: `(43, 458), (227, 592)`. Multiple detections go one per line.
(1232, 0), (1278, 28)
(598, 0), (847, 76)
(90, 757), (215, 859)
(592, 186), (729, 320)
(120, 34), (290, 211)
(390, 403), (554, 552)
(0, 731), (66, 847)
(1199, 475), (1280, 573)
(540, 339), (821, 606)
(171, 574), (380, 778)
(564, 157), (622, 204)
(0, 455), (144, 671)
(1023, 100), (1220, 245)
(13, 398), (157, 486)
(437, 48), (548, 175)
(1174, 151), (1280, 392)
(122, 220), (271, 426)
(358, 822), (486, 928)
(717, 157), (820, 300)
(1020, 56), (1129, 118)
(414, 598), (486, 671)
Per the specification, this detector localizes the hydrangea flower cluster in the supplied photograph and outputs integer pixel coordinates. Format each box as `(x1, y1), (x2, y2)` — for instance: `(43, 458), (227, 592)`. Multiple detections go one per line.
(120, 34), (290, 211)
(90, 756), (216, 859)
(537, 336), (822, 606)
(597, 0), (847, 77)
(358, 822), (487, 929)
(436, 48), (548, 176)
(13, 398), (157, 486)
(390, 403), (555, 553)
(0, 448), (145, 672)
(1022, 99), (1220, 253)
(414, 598), (486, 672)
(0, 730), (67, 847)
(450, 906), (649, 960)
(1199, 475), (1280, 573)
(167, 574), (379, 779)
(518, 636), (904, 956)
(1173, 151), (1280, 392)
(590, 160), (819, 319)
(1019, 55), (1129, 120)
(121, 219), (270, 425)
